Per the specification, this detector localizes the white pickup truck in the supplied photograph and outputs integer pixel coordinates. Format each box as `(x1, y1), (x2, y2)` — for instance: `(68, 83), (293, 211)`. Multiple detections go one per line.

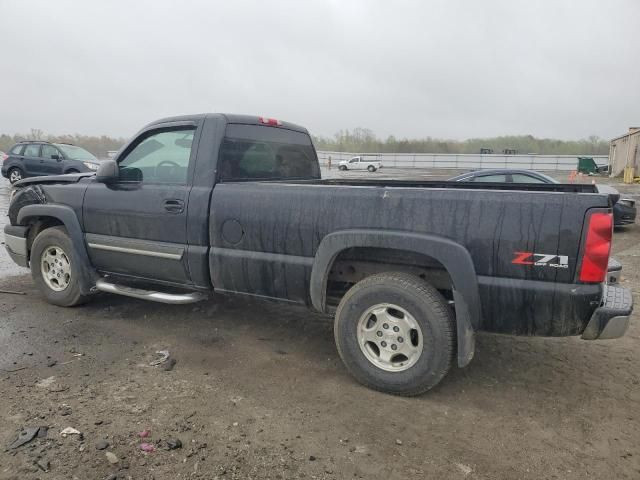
(338, 156), (383, 172)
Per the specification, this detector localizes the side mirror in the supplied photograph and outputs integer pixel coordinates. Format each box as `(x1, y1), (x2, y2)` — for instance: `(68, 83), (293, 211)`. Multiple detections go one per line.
(95, 160), (119, 183)
(51, 154), (61, 161)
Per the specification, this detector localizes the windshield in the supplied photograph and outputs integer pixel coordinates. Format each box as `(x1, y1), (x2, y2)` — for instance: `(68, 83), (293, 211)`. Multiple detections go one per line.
(55, 144), (98, 161)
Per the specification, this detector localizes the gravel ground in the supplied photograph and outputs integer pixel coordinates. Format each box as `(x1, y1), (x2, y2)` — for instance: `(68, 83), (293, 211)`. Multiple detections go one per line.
(0, 174), (639, 479)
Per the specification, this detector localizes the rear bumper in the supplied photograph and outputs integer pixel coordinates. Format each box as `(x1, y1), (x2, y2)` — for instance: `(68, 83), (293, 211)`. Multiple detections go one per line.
(3, 225), (29, 267)
(581, 285), (633, 340)
(607, 257), (622, 284)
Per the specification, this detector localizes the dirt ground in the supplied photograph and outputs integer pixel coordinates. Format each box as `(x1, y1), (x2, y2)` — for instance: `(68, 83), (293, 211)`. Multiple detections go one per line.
(1, 175), (640, 479)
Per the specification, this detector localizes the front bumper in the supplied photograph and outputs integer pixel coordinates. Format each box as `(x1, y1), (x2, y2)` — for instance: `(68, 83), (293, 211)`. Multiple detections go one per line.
(582, 285), (633, 340)
(3, 225), (29, 267)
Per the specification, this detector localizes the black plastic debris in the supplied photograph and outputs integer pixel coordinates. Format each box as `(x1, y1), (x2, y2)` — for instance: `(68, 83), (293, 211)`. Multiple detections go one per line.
(166, 439), (182, 450)
(8, 427), (41, 449)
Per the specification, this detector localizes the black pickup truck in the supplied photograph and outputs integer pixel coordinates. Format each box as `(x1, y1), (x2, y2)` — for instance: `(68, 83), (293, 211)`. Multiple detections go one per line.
(3, 114), (633, 395)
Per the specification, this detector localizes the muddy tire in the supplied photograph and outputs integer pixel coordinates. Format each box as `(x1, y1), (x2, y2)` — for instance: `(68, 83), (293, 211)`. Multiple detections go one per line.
(31, 226), (88, 307)
(8, 167), (24, 184)
(334, 273), (455, 396)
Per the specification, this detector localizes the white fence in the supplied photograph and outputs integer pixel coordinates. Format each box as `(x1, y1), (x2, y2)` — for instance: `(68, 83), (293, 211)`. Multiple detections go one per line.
(317, 151), (609, 172)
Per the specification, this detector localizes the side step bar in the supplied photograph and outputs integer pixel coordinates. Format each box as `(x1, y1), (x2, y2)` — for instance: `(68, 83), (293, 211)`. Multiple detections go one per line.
(95, 279), (206, 304)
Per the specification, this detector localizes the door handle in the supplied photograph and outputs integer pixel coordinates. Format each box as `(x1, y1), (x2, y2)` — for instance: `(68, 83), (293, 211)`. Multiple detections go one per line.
(163, 199), (184, 213)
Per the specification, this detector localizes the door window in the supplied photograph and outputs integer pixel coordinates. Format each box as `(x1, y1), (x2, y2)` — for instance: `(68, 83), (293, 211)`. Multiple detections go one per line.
(511, 174), (547, 184)
(41, 145), (60, 159)
(23, 144), (41, 157)
(118, 128), (195, 183)
(474, 174), (508, 182)
(349, 158), (359, 163)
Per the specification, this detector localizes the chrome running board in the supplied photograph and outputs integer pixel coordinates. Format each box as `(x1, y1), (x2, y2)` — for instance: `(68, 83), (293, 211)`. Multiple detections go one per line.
(95, 279), (206, 304)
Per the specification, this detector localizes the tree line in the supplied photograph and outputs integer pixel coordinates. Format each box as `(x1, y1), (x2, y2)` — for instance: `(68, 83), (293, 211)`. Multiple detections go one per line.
(313, 128), (610, 155)
(0, 128), (610, 157)
(0, 129), (126, 158)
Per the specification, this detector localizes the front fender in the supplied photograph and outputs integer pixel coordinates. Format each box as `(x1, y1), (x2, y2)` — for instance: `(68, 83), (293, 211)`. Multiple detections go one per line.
(17, 204), (97, 294)
(310, 229), (481, 367)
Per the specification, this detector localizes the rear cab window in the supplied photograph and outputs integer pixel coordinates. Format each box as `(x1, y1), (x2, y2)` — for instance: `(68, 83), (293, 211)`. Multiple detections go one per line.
(218, 124), (320, 181)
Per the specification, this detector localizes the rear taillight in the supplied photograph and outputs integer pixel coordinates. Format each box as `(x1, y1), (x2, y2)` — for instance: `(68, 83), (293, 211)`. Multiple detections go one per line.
(0, 153), (7, 163)
(579, 211), (613, 283)
(258, 117), (282, 126)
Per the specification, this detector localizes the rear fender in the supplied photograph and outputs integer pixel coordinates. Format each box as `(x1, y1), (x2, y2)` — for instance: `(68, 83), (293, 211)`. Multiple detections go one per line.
(310, 229), (481, 367)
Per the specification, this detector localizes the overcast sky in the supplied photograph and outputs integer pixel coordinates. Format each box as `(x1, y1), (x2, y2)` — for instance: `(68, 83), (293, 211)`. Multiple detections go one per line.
(1, 0), (638, 140)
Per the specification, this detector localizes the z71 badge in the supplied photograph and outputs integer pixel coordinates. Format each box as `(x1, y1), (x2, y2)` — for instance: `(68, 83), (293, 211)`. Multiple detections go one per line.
(512, 252), (569, 269)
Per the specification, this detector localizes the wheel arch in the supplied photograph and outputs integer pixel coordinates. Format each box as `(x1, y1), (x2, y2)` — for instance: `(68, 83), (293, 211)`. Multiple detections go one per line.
(17, 204), (97, 293)
(310, 229), (480, 367)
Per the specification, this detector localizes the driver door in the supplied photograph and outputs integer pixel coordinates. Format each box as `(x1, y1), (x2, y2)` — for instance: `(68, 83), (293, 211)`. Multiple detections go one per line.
(82, 123), (199, 284)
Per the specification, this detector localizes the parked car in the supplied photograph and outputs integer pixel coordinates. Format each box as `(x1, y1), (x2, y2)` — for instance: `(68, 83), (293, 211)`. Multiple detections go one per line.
(4, 114), (633, 396)
(1, 141), (100, 184)
(338, 155), (382, 172)
(449, 169), (637, 227)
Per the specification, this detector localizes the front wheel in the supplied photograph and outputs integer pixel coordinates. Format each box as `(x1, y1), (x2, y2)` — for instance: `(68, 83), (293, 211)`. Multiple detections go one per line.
(31, 226), (89, 307)
(334, 273), (455, 396)
(339, 165), (347, 171)
(8, 167), (24, 184)
(367, 165), (376, 172)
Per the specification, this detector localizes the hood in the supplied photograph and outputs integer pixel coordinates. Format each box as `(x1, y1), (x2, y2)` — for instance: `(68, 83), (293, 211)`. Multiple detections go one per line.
(14, 172), (95, 188)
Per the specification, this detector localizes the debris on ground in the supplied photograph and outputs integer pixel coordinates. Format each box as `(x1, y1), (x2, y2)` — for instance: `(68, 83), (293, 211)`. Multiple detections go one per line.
(149, 350), (170, 366)
(105, 451), (119, 464)
(36, 376), (56, 388)
(395, 439), (403, 445)
(46, 359), (57, 367)
(140, 443), (156, 453)
(166, 439), (182, 450)
(96, 439), (110, 450)
(59, 404), (72, 416)
(8, 427), (40, 449)
(36, 458), (50, 472)
(138, 429), (151, 438)
(163, 358), (177, 371)
(0, 288), (26, 295)
(60, 427), (81, 437)
(455, 463), (473, 476)
(309, 455), (316, 461)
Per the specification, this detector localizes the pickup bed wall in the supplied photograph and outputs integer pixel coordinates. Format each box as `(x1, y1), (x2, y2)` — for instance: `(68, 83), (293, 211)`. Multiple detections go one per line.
(209, 181), (609, 335)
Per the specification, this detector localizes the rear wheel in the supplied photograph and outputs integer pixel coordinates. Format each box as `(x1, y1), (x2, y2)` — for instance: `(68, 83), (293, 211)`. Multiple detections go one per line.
(31, 226), (88, 307)
(8, 167), (23, 184)
(367, 165), (376, 172)
(334, 273), (455, 396)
